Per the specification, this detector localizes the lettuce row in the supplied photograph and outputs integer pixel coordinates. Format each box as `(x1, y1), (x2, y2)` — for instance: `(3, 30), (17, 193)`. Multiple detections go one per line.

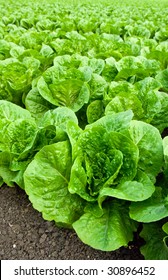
(0, 101), (164, 254)
(1, 100), (166, 255)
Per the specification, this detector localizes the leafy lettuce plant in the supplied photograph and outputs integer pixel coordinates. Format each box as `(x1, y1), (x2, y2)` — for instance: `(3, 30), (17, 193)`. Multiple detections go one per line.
(24, 110), (163, 251)
(0, 57), (41, 106)
(0, 101), (78, 188)
(104, 78), (168, 133)
(37, 55), (91, 112)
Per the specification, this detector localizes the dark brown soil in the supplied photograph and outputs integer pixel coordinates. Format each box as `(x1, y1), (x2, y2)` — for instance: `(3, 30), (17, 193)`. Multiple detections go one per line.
(0, 185), (144, 260)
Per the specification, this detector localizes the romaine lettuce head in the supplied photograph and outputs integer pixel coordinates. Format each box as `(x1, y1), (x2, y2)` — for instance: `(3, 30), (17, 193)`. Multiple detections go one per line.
(37, 60), (91, 112)
(68, 111), (162, 203)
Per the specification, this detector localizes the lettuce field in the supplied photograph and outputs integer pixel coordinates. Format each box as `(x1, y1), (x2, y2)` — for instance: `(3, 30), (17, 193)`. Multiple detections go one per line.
(1, 0), (168, 260)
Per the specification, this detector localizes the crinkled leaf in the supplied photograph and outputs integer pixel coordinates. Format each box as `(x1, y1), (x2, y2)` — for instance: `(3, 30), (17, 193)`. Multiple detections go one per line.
(105, 131), (138, 182)
(115, 56), (160, 80)
(129, 120), (163, 179)
(99, 170), (155, 204)
(39, 107), (78, 129)
(86, 110), (134, 133)
(25, 87), (55, 120)
(73, 200), (137, 251)
(39, 107), (78, 142)
(163, 136), (168, 176)
(68, 156), (96, 202)
(140, 222), (168, 260)
(105, 81), (135, 100)
(0, 151), (17, 187)
(137, 90), (161, 123)
(37, 66), (90, 112)
(135, 77), (161, 94)
(156, 69), (168, 92)
(151, 92), (168, 132)
(66, 121), (82, 154)
(129, 187), (168, 222)
(69, 125), (138, 201)
(88, 58), (105, 74)
(87, 100), (104, 124)
(0, 100), (32, 131)
(105, 92), (144, 120)
(4, 119), (37, 160)
(89, 74), (107, 100)
(24, 141), (85, 227)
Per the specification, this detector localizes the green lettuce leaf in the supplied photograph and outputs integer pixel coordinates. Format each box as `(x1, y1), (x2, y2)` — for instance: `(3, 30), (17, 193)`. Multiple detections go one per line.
(140, 221), (168, 260)
(39, 107), (78, 129)
(86, 110), (134, 133)
(128, 120), (163, 179)
(24, 141), (85, 227)
(0, 100), (32, 132)
(0, 151), (18, 187)
(38, 107), (78, 142)
(89, 74), (107, 101)
(156, 69), (168, 92)
(25, 87), (55, 120)
(129, 187), (168, 222)
(99, 170), (155, 204)
(115, 56), (160, 81)
(73, 200), (137, 251)
(4, 119), (37, 160)
(87, 100), (104, 124)
(151, 92), (168, 132)
(163, 136), (168, 177)
(105, 92), (144, 120)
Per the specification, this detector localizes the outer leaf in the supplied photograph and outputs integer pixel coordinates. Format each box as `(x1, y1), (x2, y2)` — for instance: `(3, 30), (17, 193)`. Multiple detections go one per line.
(129, 120), (163, 179)
(0, 100), (32, 131)
(86, 110), (134, 133)
(73, 200), (137, 251)
(24, 141), (84, 227)
(156, 69), (168, 92)
(99, 170), (155, 204)
(140, 222), (168, 260)
(88, 58), (105, 74)
(115, 56), (160, 80)
(137, 90), (161, 123)
(0, 151), (17, 187)
(105, 92), (144, 120)
(163, 136), (168, 176)
(134, 77), (161, 95)
(39, 107), (78, 142)
(89, 74), (107, 100)
(129, 187), (168, 222)
(0, 177), (3, 187)
(66, 121), (83, 154)
(87, 100), (104, 124)
(4, 119), (37, 160)
(39, 107), (78, 130)
(105, 81), (135, 100)
(151, 92), (168, 132)
(25, 87), (54, 120)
